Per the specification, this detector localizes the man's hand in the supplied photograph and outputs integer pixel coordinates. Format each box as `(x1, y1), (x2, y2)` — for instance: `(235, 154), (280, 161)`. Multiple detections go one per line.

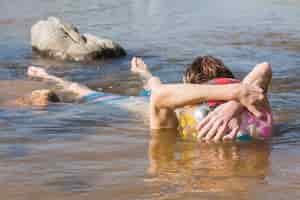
(196, 101), (242, 142)
(236, 82), (264, 118)
(223, 117), (240, 141)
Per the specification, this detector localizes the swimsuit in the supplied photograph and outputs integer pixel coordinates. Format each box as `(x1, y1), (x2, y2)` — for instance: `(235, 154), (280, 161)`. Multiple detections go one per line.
(81, 91), (128, 104)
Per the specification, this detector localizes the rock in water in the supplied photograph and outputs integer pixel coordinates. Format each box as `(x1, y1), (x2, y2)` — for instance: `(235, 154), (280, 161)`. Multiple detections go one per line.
(31, 17), (126, 61)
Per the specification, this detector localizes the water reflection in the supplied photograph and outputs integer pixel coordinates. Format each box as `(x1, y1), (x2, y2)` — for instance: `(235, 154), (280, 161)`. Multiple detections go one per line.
(148, 129), (270, 194)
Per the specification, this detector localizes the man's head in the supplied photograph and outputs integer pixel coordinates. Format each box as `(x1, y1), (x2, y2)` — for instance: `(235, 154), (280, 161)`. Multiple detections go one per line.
(183, 55), (235, 84)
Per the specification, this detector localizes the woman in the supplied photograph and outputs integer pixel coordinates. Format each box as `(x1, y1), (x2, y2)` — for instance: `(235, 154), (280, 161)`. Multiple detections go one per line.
(27, 56), (268, 141)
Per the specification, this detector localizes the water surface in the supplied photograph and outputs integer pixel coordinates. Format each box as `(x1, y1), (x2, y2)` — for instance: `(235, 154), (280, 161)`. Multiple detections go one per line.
(0, 0), (300, 199)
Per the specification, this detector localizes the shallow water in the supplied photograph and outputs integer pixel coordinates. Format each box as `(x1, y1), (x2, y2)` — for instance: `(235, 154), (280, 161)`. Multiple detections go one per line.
(0, 0), (300, 199)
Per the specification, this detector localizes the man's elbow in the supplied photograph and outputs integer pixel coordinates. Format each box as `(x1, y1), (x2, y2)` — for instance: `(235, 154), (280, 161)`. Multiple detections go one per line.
(259, 62), (272, 77)
(150, 87), (173, 109)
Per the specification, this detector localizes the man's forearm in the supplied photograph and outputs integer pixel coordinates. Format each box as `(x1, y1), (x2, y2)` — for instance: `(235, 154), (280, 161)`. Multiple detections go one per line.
(151, 83), (242, 109)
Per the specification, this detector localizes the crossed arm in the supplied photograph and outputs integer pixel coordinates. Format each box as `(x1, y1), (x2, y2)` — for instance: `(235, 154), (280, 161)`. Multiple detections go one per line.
(196, 62), (272, 141)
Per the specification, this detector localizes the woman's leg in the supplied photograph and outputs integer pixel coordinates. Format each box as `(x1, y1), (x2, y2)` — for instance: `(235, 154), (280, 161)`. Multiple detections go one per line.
(27, 66), (95, 99)
(131, 57), (162, 91)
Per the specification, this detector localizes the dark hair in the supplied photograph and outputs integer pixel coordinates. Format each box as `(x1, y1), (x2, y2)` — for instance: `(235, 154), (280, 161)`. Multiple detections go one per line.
(183, 55), (235, 84)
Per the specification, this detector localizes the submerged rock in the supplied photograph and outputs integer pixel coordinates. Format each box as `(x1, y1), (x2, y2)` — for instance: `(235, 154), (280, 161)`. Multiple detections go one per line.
(31, 17), (126, 61)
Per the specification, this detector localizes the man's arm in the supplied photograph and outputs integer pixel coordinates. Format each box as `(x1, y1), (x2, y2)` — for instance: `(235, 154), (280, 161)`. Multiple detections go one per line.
(196, 62), (272, 141)
(150, 82), (263, 115)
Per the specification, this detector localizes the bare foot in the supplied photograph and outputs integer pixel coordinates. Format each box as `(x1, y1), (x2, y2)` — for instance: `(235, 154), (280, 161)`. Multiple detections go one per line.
(130, 57), (148, 74)
(27, 66), (49, 79)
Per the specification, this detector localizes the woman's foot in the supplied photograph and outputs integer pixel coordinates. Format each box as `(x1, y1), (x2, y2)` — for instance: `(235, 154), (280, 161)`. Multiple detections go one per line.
(131, 57), (153, 81)
(27, 66), (49, 79)
(131, 57), (149, 74)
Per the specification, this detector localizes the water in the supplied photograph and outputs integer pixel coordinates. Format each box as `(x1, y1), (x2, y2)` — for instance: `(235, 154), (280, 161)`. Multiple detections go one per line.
(0, 0), (300, 199)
